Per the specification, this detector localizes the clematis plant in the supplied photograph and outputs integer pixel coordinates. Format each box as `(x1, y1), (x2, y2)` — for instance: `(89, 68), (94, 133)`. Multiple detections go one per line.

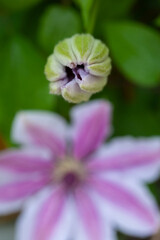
(45, 34), (111, 103)
(0, 100), (160, 240)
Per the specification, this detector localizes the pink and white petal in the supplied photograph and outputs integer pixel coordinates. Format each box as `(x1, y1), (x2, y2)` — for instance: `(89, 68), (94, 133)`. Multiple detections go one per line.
(12, 111), (68, 157)
(15, 187), (74, 240)
(88, 175), (160, 237)
(73, 210), (117, 240)
(87, 137), (160, 182)
(74, 188), (104, 240)
(0, 169), (24, 214)
(0, 176), (49, 215)
(73, 188), (117, 240)
(0, 148), (53, 174)
(71, 100), (112, 160)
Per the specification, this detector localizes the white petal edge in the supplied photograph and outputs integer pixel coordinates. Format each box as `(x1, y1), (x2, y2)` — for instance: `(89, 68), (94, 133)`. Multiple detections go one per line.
(90, 174), (160, 237)
(11, 110), (68, 147)
(92, 137), (160, 182)
(72, 191), (117, 240)
(15, 187), (74, 240)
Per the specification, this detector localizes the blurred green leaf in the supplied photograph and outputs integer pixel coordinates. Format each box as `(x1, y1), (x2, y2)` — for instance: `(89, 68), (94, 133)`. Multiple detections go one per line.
(95, 81), (160, 137)
(38, 5), (81, 53)
(154, 15), (160, 27)
(0, 35), (53, 138)
(0, 0), (42, 11)
(0, 14), (27, 41)
(117, 91), (160, 136)
(104, 21), (160, 86)
(114, 103), (160, 136)
(98, 0), (136, 20)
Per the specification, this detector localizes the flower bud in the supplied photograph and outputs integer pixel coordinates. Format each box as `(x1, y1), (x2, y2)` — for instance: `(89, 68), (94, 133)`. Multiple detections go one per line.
(45, 34), (111, 103)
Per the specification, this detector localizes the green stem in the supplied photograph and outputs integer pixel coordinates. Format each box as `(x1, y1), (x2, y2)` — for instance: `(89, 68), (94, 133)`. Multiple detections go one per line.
(88, 0), (99, 34)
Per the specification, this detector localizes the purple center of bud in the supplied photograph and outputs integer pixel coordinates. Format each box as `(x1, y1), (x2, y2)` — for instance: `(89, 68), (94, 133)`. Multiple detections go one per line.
(65, 64), (85, 82)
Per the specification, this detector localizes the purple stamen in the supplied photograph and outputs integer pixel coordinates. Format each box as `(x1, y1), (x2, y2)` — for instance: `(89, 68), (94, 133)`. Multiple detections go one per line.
(63, 172), (79, 187)
(65, 64), (85, 82)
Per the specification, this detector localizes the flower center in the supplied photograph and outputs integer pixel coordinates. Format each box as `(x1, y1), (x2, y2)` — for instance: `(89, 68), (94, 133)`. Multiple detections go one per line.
(53, 157), (86, 188)
(65, 64), (85, 82)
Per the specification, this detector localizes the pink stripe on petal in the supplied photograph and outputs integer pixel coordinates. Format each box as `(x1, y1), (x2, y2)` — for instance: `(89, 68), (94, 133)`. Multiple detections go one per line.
(72, 101), (112, 160)
(26, 124), (66, 157)
(74, 188), (103, 240)
(89, 178), (156, 225)
(0, 152), (53, 174)
(0, 178), (49, 201)
(88, 149), (160, 173)
(33, 187), (66, 240)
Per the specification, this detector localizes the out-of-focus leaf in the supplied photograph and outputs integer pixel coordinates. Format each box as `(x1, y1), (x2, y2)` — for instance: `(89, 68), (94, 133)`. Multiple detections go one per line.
(98, 0), (136, 20)
(95, 82), (160, 136)
(116, 91), (160, 136)
(0, 14), (27, 41)
(154, 15), (160, 27)
(0, 35), (53, 137)
(38, 5), (81, 53)
(104, 21), (160, 86)
(0, 0), (42, 11)
(114, 103), (160, 136)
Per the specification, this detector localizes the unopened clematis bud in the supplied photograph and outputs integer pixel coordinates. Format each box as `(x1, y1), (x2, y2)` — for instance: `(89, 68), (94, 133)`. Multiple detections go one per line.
(45, 34), (111, 103)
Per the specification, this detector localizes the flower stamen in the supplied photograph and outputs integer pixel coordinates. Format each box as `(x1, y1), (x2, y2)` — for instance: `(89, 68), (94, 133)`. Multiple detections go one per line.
(65, 64), (85, 83)
(54, 157), (86, 188)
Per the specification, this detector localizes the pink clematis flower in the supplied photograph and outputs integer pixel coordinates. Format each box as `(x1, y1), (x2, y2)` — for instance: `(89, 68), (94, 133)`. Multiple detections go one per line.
(0, 100), (160, 240)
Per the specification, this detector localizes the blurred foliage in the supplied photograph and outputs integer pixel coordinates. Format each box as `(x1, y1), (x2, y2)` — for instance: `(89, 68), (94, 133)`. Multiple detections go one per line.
(0, 0), (160, 239)
(0, 35), (53, 138)
(0, 0), (42, 11)
(97, 0), (136, 20)
(155, 15), (160, 27)
(38, 5), (82, 53)
(104, 21), (160, 86)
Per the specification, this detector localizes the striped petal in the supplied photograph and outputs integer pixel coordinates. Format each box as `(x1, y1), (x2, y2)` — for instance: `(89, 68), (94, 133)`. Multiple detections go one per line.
(15, 187), (73, 240)
(73, 187), (117, 240)
(12, 111), (68, 157)
(88, 176), (159, 237)
(87, 137), (160, 182)
(0, 148), (52, 215)
(0, 177), (49, 215)
(0, 148), (53, 174)
(71, 100), (112, 160)
(74, 188), (103, 240)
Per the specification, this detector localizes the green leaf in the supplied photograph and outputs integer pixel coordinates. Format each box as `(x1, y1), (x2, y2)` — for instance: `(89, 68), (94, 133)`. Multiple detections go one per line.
(98, 0), (136, 20)
(38, 5), (82, 53)
(0, 0), (42, 11)
(104, 21), (160, 86)
(154, 15), (160, 27)
(0, 35), (53, 138)
(95, 84), (160, 137)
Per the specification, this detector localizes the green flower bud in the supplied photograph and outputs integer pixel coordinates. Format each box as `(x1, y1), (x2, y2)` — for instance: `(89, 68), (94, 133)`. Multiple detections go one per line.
(45, 34), (111, 103)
